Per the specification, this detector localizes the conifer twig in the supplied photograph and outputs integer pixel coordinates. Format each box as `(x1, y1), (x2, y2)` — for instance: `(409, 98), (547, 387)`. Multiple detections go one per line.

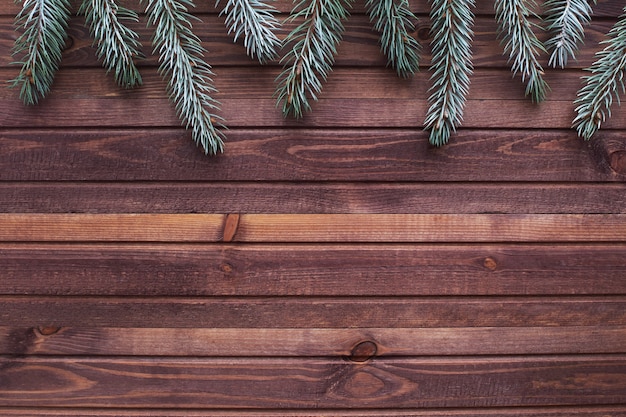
(10, 0), (72, 105)
(145, 0), (225, 154)
(276, 0), (352, 118)
(366, 0), (420, 78)
(217, 0), (281, 63)
(79, 0), (144, 88)
(544, 0), (594, 68)
(573, 6), (626, 140)
(495, 0), (549, 102)
(424, 0), (474, 146)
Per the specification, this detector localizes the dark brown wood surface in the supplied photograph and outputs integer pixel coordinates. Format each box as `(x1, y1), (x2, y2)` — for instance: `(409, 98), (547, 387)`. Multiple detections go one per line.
(1, 0), (625, 416)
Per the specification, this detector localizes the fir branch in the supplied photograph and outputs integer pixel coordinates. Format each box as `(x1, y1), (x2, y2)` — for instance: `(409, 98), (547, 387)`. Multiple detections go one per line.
(217, 0), (281, 64)
(276, 0), (352, 118)
(10, 0), (71, 105)
(145, 0), (225, 154)
(573, 6), (626, 140)
(494, 0), (549, 102)
(424, 0), (474, 146)
(544, 0), (594, 68)
(366, 0), (420, 78)
(79, 0), (143, 88)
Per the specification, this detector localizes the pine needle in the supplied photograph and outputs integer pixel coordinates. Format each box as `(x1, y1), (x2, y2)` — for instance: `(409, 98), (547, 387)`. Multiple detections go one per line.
(145, 0), (225, 154)
(275, 0), (352, 118)
(424, 0), (475, 146)
(366, 0), (420, 78)
(218, 0), (281, 64)
(544, 0), (595, 69)
(10, 0), (72, 105)
(495, 0), (549, 102)
(573, 6), (626, 140)
(80, 0), (144, 88)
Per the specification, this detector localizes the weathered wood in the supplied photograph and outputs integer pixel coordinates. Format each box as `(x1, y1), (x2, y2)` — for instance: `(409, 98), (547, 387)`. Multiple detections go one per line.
(0, 16), (617, 68)
(1, 356), (625, 408)
(1, 406), (626, 417)
(0, 0), (624, 16)
(2, 244), (625, 296)
(1, 213), (625, 242)
(1, 183), (625, 214)
(1, 130), (624, 182)
(1, 296), (625, 328)
(2, 326), (625, 356)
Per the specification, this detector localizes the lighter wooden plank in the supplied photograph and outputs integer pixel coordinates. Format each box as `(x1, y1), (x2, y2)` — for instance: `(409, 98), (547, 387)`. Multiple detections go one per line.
(1, 213), (625, 242)
(2, 326), (625, 356)
(0, 356), (625, 408)
(1, 296), (624, 328)
(3, 243), (626, 296)
(236, 214), (626, 242)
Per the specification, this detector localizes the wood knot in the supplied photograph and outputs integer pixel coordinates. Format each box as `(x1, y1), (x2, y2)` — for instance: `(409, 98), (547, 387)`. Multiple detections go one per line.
(220, 262), (233, 273)
(416, 24), (432, 41)
(37, 326), (61, 336)
(223, 213), (240, 242)
(609, 150), (626, 175)
(349, 341), (378, 362)
(483, 257), (497, 271)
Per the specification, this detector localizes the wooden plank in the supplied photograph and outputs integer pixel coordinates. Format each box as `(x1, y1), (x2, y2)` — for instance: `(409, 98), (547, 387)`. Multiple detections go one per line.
(2, 326), (625, 356)
(2, 244), (626, 296)
(2, 68), (624, 130)
(1, 183), (626, 214)
(1, 128), (623, 182)
(0, 214), (225, 242)
(0, 16), (617, 68)
(0, 0), (624, 16)
(1, 406), (626, 417)
(1, 214), (625, 242)
(1, 296), (624, 328)
(0, 356), (625, 408)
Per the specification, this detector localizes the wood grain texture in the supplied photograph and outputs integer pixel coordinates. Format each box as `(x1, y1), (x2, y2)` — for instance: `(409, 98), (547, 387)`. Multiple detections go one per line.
(2, 244), (625, 296)
(3, 129), (624, 182)
(1, 406), (626, 416)
(1, 183), (625, 214)
(1, 356), (625, 408)
(1, 213), (625, 242)
(2, 326), (625, 356)
(2, 296), (625, 328)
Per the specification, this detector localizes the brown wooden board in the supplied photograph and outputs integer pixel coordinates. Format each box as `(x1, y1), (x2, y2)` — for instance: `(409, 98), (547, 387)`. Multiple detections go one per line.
(1, 129), (624, 182)
(2, 296), (625, 328)
(2, 244), (625, 296)
(2, 326), (625, 356)
(1, 356), (625, 408)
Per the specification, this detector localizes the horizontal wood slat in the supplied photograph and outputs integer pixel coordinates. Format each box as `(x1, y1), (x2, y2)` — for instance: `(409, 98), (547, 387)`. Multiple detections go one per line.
(2, 213), (624, 242)
(0, 16), (618, 68)
(3, 129), (624, 182)
(2, 244), (625, 296)
(2, 297), (625, 328)
(1, 183), (626, 214)
(0, 0), (624, 16)
(1, 406), (626, 417)
(1, 356), (625, 408)
(2, 326), (625, 356)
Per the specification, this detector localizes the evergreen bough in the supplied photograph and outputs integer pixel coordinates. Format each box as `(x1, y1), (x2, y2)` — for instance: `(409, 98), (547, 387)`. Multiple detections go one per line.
(8, 0), (626, 152)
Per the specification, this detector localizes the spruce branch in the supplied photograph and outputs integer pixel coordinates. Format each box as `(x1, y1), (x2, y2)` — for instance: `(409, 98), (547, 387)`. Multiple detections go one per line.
(145, 0), (225, 154)
(217, 0), (281, 64)
(10, 0), (72, 105)
(424, 0), (474, 146)
(276, 0), (352, 118)
(494, 0), (549, 102)
(366, 0), (420, 78)
(573, 6), (626, 140)
(544, 0), (594, 68)
(79, 0), (144, 88)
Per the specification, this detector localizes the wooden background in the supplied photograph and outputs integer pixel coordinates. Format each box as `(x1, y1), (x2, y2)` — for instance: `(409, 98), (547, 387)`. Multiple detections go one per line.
(1, 0), (626, 415)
